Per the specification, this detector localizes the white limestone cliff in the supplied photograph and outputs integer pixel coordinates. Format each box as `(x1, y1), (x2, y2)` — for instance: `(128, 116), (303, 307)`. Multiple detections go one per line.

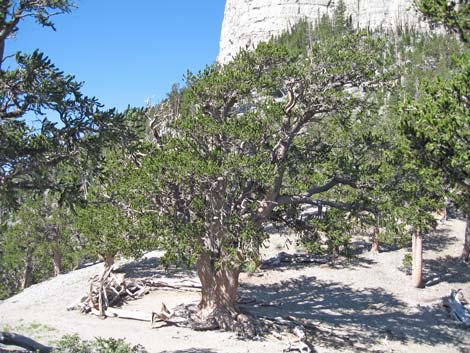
(218, 0), (431, 63)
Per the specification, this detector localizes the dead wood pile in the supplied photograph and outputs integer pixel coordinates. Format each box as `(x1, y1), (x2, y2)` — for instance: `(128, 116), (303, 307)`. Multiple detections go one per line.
(67, 266), (201, 326)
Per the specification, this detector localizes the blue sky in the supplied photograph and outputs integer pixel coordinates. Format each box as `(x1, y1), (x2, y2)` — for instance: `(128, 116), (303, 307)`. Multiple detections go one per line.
(6, 0), (226, 112)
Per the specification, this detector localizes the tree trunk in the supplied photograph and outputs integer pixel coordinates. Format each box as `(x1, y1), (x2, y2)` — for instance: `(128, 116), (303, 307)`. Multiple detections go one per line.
(412, 231), (424, 288)
(461, 214), (470, 261)
(195, 252), (239, 326)
(21, 247), (34, 289)
(370, 225), (380, 253)
(52, 247), (62, 276)
(102, 253), (115, 271)
(193, 179), (256, 336)
(0, 38), (4, 70)
(194, 251), (255, 336)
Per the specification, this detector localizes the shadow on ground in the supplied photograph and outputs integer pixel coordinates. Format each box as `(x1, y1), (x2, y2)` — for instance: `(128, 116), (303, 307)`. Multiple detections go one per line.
(425, 258), (470, 286)
(240, 276), (469, 353)
(117, 256), (196, 281)
(160, 348), (217, 353)
(425, 225), (460, 252)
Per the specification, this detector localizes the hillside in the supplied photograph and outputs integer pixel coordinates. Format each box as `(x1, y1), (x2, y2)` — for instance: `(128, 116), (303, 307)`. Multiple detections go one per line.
(1, 219), (469, 353)
(218, 0), (434, 62)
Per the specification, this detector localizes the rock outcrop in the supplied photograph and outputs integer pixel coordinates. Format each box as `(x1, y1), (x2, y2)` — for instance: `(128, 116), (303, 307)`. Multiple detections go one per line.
(218, 0), (431, 63)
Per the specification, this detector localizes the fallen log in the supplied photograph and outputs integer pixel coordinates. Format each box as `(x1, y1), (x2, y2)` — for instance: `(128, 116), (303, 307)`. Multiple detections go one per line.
(0, 332), (52, 353)
(89, 303), (175, 324)
(144, 279), (201, 292)
(446, 289), (470, 328)
(92, 307), (153, 321)
(284, 326), (314, 353)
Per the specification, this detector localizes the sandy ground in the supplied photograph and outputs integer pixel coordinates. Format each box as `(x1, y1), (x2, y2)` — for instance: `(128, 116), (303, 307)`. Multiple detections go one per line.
(1, 219), (469, 353)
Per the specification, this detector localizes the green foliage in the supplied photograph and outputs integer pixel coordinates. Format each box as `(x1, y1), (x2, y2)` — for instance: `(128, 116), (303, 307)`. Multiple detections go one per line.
(53, 334), (148, 353)
(301, 209), (353, 257)
(414, 0), (470, 43)
(142, 9), (398, 272)
(0, 1), (76, 35)
(0, 191), (82, 299)
(402, 252), (413, 271)
(402, 50), (470, 208)
(0, 0), (136, 298)
(74, 143), (158, 264)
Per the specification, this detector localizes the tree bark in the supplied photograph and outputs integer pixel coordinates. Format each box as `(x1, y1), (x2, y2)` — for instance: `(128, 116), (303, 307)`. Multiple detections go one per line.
(412, 230), (424, 288)
(195, 251), (241, 329)
(193, 179), (256, 336)
(102, 252), (115, 271)
(21, 246), (34, 289)
(370, 225), (380, 253)
(0, 38), (4, 70)
(461, 214), (470, 261)
(52, 247), (62, 276)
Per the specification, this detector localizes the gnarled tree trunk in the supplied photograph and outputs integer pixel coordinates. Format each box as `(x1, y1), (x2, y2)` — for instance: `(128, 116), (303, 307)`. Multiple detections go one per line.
(412, 230), (424, 288)
(193, 179), (256, 336)
(461, 214), (470, 261)
(195, 251), (242, 331)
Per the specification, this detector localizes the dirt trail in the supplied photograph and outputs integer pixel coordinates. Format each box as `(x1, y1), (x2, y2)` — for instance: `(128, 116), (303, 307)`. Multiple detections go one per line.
(1, 220), (469, 353)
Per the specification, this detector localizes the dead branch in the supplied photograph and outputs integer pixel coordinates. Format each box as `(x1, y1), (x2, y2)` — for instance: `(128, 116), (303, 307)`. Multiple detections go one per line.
(143, 278), (202, 292)
(67, 268), (200, 330)
(68, 268), (150, 315)
(446, 289), (470, 328)
(0, 332), (52, 353)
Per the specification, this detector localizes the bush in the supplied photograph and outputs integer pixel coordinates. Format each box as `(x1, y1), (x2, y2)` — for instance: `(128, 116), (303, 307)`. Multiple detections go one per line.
(402, 253), (413, 275)
(53, 335), (148, 353)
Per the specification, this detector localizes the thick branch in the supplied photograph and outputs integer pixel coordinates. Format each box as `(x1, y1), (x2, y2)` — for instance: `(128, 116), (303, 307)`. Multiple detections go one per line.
(0, 332), (52, 353)
(276, 175), (356, 206)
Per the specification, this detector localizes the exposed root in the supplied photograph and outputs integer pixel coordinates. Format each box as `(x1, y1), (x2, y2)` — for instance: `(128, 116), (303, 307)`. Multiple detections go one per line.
(189, 307), (258, 338)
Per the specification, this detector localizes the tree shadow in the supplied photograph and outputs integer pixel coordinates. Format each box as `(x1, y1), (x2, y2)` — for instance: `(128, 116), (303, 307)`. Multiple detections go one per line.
(160, 348), (217, 353)
(424, 257), (470, 286)
(240, 276), (469, 352)
(424, 225), (460, 252)
(260, 253), (377, 272)
(117, 256), (196, 281)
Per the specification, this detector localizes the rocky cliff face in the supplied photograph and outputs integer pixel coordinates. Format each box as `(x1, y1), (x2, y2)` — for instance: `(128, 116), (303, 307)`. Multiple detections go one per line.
(218, 0), (430, 63)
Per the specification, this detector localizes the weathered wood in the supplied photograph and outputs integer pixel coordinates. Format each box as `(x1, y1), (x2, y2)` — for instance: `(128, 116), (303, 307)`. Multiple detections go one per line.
(66, 295), (88, 311)
(89, 303), (176, 324)
(144, 279), (202, 292)
(106, 308), (153, 321)
(447, 289), (470, 328)
(0, 332), (52, 353)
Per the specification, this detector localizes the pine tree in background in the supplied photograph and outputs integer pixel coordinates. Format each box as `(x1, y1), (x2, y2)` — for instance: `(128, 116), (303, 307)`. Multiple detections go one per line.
(404, 1), (470, 260)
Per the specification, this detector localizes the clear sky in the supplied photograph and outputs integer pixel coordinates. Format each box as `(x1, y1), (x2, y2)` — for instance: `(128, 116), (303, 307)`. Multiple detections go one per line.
(6, 0), (226, 112)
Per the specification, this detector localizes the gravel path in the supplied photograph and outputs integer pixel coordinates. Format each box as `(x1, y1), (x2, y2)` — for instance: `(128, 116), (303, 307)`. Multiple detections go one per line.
(1, 220), (469, 353)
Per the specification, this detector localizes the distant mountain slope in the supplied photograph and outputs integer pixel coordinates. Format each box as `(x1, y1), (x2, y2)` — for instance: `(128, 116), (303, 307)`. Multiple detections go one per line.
(218, 0), (433, 63)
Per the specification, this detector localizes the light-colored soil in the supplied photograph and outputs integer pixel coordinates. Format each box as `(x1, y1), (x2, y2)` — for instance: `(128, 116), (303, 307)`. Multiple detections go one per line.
(1, 219), (469, 353)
